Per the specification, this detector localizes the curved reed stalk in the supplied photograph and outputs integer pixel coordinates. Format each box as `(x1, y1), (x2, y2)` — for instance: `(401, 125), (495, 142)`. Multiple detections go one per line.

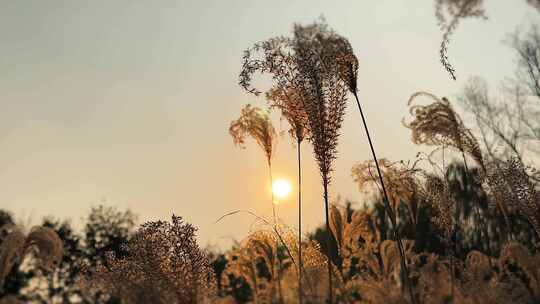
(351, 92), (416, 303)
(333, 26), (416, 301)
(435, 0), (487, 80)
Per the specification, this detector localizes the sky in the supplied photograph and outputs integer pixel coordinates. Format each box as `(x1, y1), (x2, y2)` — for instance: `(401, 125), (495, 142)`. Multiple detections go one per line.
(0, 0), (537, 249)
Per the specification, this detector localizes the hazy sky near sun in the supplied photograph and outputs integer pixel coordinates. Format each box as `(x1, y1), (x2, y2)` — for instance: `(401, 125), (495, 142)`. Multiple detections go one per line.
(0, 0), (537, 248)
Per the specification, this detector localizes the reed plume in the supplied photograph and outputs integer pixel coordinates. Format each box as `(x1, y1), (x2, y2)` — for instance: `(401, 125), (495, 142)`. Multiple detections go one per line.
(247, 230), (283, 303)
(229, 104), (278, 219)
(435, 0), (487, 80)
(329, 205), (370, 258)
(229, 104), (276, 168)
(419, 175), (456, 244)
(405, 92), (489, 246)
(82, 215), (216, 304)
(405, 92), (484, 170)
(228, 103), (302, 302)
(292, 20), (348, 303)
(352, 159), (422, 226)
(225, 228), (328, 303)
(405, 92), (500, 298)
(239, 35), (310, 303)
(287, 240), (329, 303)
(484, 158), (540, 240)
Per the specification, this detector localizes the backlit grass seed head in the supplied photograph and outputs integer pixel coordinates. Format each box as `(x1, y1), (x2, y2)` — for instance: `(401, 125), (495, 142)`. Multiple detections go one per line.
(82, 215), (216, 304)
(229, 104), (277, 165)
(405, 92), (484, 169)
(483, 159), (520, 222)
(293, 20), (349, 183)
(351, 159), (421, 224)
(224, 229), (290, 303)
(420, 175), (455, 242)
(329, 205), (371, 271)
(485, 158), (540, 239)
(266, 86), (310, 142)
(337, 53), (359, 94)
(435, 0), (486, 25)
(289, 241), (329, 302)
(435, 0), (487, 80)
(246, 230), (279, 275)
(239, 36), (295, 97)
(313, 28), (358, 93)
(239, 35), (310, 143)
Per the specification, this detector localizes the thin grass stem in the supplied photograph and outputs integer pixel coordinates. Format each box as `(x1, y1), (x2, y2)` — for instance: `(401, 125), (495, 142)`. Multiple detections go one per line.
(297, 138), (304, 304)
(353, 91), (416, 304)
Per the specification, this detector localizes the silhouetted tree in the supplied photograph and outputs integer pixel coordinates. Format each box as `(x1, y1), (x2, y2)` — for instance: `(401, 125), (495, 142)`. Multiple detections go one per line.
(0, 205), (136, 303)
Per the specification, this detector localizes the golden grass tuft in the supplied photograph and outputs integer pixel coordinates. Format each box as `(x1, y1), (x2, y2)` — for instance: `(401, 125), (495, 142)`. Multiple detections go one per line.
(229, 104), (277, 165)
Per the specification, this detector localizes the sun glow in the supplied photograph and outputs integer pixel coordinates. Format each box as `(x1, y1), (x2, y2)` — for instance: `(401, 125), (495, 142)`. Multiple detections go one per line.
(272, 179), (292, 199)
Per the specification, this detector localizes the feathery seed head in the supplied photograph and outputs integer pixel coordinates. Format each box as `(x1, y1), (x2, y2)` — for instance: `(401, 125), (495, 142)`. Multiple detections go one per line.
(405, 92), (484, 169)
(435, 0), (487, 80)
(352, 159), (422, 224)
(484, 158), (540, 239)
(82, 215), (216, 304)
(420, 175), (456, 242)
(0, 228), (25, 289)
(229, 104), (277, 164)
(239, 35), (311, 143)
(25, 226), (64, 272)
(293, 20), (350, 182)
(266, 86), (310, 142)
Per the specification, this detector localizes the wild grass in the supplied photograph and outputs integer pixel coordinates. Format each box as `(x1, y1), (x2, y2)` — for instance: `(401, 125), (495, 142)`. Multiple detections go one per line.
(80, 215), (216, 304)
(239, 34), (310, 304)
(225, 15), (540, 304)
(2, 6), (540, 304)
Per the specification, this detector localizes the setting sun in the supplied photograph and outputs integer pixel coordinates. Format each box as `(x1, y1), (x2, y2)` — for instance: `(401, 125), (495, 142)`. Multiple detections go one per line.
(272, 179), (292, 199)
(1, 2), (535, 303)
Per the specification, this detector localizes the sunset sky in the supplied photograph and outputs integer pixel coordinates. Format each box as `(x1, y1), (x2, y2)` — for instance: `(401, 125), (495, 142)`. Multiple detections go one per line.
(0, 0), (536, 249)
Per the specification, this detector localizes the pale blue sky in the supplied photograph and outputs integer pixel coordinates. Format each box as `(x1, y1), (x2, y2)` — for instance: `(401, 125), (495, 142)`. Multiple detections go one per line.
(0, 0), (536, 248)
